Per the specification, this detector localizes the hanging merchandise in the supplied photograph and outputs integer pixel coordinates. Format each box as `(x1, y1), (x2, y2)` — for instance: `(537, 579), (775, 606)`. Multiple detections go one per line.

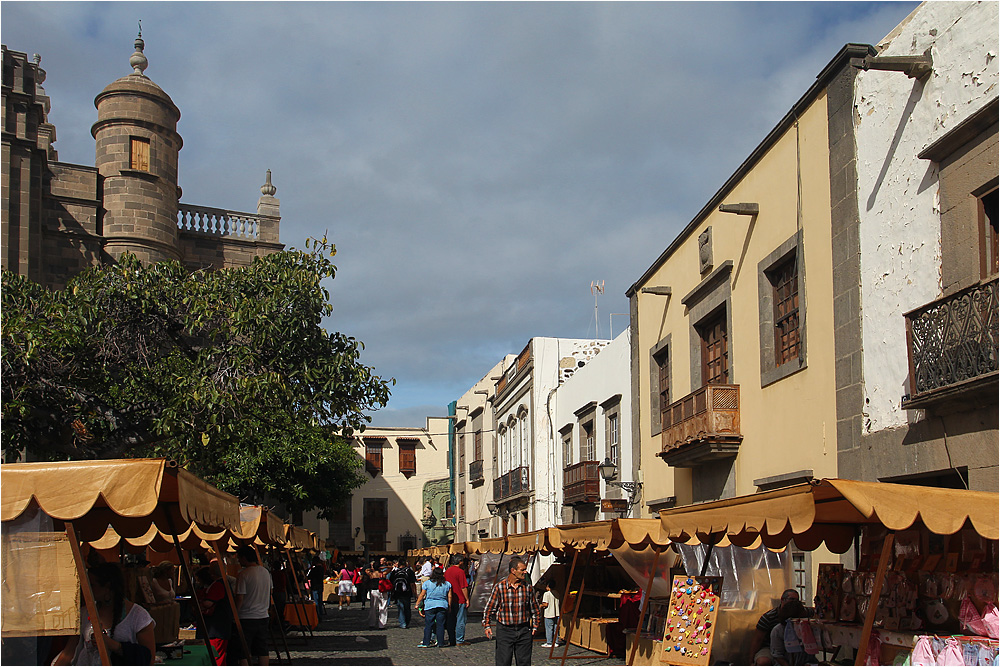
(659, 575), (722, 666)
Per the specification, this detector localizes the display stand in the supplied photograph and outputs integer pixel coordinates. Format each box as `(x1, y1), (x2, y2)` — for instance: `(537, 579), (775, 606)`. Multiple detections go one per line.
(659, 575), (722, 665)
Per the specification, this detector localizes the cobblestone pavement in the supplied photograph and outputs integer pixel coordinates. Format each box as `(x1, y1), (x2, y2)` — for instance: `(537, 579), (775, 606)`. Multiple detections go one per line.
(276, 603), (626, 666)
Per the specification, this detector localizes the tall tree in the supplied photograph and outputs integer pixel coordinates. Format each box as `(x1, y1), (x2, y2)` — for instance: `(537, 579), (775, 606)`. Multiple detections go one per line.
(1, 239), (391, 515)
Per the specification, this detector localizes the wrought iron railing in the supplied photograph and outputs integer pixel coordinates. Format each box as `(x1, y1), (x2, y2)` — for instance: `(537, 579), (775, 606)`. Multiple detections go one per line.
(563, 461), (600, 505)
(493, 466), (530, 501)
(905, 279), (998, 398)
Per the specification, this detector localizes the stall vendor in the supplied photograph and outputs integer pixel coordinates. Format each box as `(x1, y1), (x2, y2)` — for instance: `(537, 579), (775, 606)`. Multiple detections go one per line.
(751, 589), (804, 665)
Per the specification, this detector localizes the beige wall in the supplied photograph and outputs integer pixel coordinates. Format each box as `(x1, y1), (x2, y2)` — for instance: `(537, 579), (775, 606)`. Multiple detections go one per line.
(633, 94), (839, 508)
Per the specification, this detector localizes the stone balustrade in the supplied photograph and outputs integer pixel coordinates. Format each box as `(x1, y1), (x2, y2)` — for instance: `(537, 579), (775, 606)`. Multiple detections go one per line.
(177, 203), (279, 242)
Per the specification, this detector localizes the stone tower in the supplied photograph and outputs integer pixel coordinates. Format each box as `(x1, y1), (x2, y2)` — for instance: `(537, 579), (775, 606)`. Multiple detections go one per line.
(92, 32), (182, 263)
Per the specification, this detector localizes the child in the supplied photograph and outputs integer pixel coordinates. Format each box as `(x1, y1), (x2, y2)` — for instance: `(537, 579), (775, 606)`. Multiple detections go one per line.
(540, 579), (562, 648)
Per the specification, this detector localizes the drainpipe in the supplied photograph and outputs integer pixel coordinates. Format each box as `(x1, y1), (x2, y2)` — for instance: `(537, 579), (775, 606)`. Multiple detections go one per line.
(448, 400), (457, 543)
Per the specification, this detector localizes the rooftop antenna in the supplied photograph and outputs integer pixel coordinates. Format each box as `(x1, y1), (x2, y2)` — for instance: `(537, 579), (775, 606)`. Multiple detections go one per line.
(591, 280), (605, 339)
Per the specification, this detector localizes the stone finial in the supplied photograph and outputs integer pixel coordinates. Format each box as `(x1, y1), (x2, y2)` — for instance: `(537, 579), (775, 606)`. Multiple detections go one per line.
(260, 169), (277, 196)
(130, 28), (148, 76)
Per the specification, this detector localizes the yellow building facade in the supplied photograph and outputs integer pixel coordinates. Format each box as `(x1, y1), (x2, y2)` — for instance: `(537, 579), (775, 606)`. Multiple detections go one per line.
(626, 46), (872, 512)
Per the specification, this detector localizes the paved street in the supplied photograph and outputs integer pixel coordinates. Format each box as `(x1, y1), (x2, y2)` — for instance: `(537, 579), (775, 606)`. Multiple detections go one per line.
(276, 603), (625, 666)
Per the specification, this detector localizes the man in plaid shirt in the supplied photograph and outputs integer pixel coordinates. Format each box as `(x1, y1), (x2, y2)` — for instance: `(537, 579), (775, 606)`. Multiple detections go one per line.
(482, 557), (540, 665)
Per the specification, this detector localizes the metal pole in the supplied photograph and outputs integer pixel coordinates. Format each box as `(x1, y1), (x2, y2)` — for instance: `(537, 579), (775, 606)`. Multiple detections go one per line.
(163, 514), (215, 666)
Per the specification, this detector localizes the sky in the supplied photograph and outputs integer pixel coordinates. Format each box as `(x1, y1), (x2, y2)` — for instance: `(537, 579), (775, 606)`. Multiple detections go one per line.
(2, 1), (919, 427)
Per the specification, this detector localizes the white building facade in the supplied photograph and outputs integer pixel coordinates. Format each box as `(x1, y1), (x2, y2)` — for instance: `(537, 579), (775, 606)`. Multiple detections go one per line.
(490, 337), (612, 536)
(839, 0), (998, 490)
(551, 330), (636, 523)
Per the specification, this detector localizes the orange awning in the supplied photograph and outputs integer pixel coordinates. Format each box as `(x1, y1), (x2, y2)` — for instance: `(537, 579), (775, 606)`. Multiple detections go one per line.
(1, 458), (242, 542)
(477, 536), (507, 554)
(658, 478), (999, 553)
(284, 524), (313, 551)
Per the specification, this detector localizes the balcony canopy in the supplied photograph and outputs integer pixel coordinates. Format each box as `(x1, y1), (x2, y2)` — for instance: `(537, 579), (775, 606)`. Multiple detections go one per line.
(1, 458), (241, 541)
(658, 478), (999, 553)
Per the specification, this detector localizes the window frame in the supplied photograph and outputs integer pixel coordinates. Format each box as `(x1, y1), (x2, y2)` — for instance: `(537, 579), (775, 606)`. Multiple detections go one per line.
(979, 186), (998, 278)
(648, 335), (671, 437)
(398, 440), (416, 478)
(130, 136), (150, 172)
(758, 231), (807, 387)
(698, 308), (729, 385)
(769, 253), (801, 367)
(364, 438), (384, 476)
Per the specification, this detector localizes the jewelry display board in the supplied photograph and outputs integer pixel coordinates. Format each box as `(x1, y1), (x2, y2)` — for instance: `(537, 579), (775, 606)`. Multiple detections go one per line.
(659, 575), (723, 665)
(815, 563), (843, 621)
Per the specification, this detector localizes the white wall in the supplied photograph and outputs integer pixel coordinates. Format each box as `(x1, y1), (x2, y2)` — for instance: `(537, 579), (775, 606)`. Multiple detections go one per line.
(552, 330), (634, 516)
(855, 0), (999, 432)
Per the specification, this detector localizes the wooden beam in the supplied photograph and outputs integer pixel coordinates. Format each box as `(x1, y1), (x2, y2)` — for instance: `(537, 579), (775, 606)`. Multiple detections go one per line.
(627, 548), (662, 666)
(212, 541), (252, 662)
(855, 532), (894, 666)
(65, 522), (112, 666)
(550, 549), (580, 661)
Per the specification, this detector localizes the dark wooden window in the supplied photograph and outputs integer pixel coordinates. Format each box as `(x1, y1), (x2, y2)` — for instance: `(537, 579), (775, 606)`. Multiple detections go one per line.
(459, 491), (466, 518)
(445, 500), (453, 519)
(327, 501), (353, 550)
(769, 255), (800, 366)
(458, 433), (466, 470)
(398, 534), (417, 552)
(398, 441), (416, 478)
(130, 137), (150, 171)
(474, 430), (483, 461)
(365, 438), (383, 476)
(981, 188), (998, 277)
(656, 350), (670, 430)
(363, 498), (388, 549)
(699, 310), (729, 385)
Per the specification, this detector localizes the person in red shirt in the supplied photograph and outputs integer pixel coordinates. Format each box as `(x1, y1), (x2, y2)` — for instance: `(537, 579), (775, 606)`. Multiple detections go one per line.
(482, 557), (540, 665)
(443, 556), (471, 646)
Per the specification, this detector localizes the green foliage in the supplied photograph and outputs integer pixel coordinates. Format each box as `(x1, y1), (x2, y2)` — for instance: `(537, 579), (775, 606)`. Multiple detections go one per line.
(1, 239), (391, 516)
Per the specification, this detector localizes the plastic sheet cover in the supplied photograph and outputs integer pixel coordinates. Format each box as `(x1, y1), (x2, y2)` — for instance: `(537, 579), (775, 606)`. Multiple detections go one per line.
(1, 505), (80, 638)
(675, 543), (792, 664)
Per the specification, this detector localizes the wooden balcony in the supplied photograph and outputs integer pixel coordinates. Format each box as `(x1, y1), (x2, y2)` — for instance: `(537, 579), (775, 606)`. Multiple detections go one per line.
(658, 384), (742, 467)
(493, 466), (530, 501)
(903, 278), (998, 410)
(562, 461), (600, 505)
(469, 459), (484, 484)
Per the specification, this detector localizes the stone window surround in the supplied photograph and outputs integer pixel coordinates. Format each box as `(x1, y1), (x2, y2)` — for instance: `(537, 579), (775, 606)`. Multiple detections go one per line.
(648, 335), (672, 437)
(682, 261), (734, 390)
(758, 230), (807, 387)
(574, 401), (598, 462)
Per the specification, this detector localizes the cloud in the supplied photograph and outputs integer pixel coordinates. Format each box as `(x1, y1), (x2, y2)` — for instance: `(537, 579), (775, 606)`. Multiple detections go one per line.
(2, 1), (919, 425)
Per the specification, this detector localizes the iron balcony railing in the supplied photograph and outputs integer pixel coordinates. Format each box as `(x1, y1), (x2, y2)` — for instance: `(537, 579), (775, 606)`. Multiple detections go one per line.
(904, 278), (998, 402)
(493, 466), (530, 501)
(562, 461), (600, 505)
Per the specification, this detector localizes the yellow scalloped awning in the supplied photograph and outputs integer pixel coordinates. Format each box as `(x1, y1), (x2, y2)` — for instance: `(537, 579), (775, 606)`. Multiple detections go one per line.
(658, 478), (999, 553)
(477, 536), (507, 554)
(1, 458), (241, 542)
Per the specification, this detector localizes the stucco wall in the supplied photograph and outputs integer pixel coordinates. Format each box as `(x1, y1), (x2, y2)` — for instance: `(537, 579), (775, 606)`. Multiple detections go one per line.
(551, 330), (634, 518)
(855, 0), (999, 432)
(633, 94), (839, 507)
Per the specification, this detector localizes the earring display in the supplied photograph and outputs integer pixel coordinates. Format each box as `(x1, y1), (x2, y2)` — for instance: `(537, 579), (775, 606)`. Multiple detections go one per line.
(659, 575), (723, 666)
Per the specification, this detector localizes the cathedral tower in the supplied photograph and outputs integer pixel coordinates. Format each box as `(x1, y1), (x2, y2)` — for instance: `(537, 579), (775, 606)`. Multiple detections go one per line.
(92, 32), (182, 263)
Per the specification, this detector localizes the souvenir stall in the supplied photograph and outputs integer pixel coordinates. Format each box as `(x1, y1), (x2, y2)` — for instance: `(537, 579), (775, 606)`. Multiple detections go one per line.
(1, 458), (243, 666)
(657, 478), (1000, 666)
(282, 524), (320, 633)
(546, 519), (679, 665)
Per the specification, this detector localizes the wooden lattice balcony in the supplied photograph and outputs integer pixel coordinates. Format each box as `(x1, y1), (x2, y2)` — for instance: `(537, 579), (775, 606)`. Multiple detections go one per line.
(658, 384), (742, 467)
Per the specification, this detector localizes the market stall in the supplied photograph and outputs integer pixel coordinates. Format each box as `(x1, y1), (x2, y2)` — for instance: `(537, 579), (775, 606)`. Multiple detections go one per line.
(657, 478), (1000, 666)
(1, 458), (243, 666)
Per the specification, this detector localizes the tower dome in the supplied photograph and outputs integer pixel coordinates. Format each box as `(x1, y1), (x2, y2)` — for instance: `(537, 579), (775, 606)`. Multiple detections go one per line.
(92, 32), (183, 264)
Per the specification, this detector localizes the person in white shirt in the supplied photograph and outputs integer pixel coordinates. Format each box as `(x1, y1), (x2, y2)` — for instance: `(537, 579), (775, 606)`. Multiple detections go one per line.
(419, 557), (434, 582)
(540, 579), (563, 648)
(232, 546), (273, 666)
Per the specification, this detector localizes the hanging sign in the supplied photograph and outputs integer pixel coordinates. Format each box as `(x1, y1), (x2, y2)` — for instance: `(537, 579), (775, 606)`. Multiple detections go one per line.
(601, 499), (629, 513)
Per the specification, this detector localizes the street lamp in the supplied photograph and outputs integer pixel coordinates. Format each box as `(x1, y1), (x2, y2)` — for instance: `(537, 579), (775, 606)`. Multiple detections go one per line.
(598, 457), (642, 515)
(486, 501), (499, 516)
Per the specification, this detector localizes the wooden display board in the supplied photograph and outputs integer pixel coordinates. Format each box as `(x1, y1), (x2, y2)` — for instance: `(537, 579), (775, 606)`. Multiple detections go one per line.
(659, 575), (723, 666)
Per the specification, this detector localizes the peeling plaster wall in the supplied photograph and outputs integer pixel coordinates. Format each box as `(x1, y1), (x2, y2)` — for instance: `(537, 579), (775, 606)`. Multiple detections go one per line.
(855, 0), (998, 433)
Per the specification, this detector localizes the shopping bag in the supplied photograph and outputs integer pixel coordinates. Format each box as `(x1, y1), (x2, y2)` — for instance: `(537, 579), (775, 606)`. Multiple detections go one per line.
(983, 602), (999, 640)
(959, 597), (989, 637)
